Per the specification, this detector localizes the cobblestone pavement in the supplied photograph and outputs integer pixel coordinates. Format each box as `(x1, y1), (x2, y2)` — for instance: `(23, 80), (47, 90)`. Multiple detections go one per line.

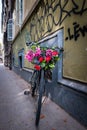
(0, 63), (86, 130)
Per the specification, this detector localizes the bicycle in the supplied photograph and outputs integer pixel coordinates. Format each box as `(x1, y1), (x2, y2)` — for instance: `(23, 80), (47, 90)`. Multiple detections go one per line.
(24, 41), (63, 126)
(30, 68), (48, 126)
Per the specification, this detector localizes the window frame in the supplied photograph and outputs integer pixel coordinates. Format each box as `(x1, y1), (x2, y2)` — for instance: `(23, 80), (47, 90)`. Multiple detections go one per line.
(16, 0), (23, 26)
(56, 30), (87, 94)
(7, 19), (14, 41)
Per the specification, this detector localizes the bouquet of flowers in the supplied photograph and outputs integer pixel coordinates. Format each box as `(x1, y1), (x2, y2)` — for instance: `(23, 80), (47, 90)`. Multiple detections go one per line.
(25, 44), (59, 71)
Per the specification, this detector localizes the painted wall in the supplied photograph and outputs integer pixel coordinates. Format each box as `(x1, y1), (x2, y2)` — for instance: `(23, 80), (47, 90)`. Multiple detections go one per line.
(13, 0), (39, 39)
(23, 0), (38, 20)
(13, 0), (87, 83)
(13, 29), (33, 69)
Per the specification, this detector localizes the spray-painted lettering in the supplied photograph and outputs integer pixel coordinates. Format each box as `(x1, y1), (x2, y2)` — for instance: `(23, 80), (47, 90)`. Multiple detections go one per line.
(65, 22), (87, 41)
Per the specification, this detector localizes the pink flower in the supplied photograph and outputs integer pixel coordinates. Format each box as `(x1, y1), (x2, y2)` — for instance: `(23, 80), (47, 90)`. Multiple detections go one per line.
(25, 50), (35, 62)
(52, 51), (58, 56)
(46, 49), (52, 57)
(35, 47), (41, 57)
(25, 45), (59, 70)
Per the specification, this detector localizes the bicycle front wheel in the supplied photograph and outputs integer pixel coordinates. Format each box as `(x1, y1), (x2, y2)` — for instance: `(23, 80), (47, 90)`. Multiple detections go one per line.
(35, 70), (45, 126)
(35, 88), (43, 126)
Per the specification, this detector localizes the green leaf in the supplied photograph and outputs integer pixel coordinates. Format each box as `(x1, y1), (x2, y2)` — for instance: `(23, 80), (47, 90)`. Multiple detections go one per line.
(45, 66), (49, 70)
(40, 62), (46, 68)
(49, 64), (55, 68)
(31, 45), (36, 50)
(54, 56), (59, 61)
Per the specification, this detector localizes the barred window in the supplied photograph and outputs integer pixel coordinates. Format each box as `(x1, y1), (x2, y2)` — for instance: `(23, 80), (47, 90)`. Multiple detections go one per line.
(7, 19), (14, 41)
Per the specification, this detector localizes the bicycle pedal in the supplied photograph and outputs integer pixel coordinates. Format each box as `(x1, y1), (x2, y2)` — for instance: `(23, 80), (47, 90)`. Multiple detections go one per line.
(24, 91), (30, 95)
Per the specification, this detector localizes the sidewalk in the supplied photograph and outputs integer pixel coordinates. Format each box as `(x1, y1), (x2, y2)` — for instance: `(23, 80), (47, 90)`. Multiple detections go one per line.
(0, 64), (86, 130)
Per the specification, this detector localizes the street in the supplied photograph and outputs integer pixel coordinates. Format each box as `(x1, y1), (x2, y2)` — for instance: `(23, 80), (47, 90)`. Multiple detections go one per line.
(0, 63), (86, 130)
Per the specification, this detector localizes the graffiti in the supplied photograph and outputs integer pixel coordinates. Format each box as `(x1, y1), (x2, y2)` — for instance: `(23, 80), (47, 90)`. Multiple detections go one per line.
(45, 0), (87, 25)
(29, 0), (87, 41)
(65, 22), (87, 41)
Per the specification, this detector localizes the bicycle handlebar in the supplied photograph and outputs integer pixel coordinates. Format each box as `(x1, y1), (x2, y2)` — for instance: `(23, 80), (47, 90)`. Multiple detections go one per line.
(26, 41), (35, 46)
(26, 41), (64, 51)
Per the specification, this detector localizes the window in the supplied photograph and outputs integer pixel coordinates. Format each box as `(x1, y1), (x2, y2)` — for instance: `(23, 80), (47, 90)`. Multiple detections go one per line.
(7, 19), (14, 41)
(16, 0), (23, 26)
(18, 49), (24, 69)
(19, 55), (22, 68)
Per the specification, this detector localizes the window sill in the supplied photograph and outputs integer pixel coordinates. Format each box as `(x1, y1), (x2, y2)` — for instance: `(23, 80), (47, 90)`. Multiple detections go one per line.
(58, 78), (87, 94)
(23, 67), (33, 73)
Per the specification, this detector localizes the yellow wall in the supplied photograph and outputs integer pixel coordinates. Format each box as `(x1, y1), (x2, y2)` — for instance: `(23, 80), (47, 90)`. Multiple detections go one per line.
(13, 0), (39, 39)
(23, 0), (38, 20)
(13, 0), (87, 83)
(13, 28), (34, 69)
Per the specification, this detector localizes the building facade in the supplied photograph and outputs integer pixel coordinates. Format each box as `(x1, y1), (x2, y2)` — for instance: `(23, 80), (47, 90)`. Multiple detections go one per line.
(2, 0), (87, 127)
(1, 0), (15, 68)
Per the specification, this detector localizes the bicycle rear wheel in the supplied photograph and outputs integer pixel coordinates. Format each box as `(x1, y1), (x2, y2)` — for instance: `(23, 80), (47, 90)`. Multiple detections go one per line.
(30, 70), (39, 97)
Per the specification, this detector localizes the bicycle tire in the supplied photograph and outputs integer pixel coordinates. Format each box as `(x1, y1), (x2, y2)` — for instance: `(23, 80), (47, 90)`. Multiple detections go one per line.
(35, 70), (45, 126)
(35, 86), (43, 126)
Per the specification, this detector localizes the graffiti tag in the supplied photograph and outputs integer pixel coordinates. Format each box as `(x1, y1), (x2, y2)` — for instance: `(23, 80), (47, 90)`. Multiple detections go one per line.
(29, 0), (87, 41)
(65, 22), (87, 41)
